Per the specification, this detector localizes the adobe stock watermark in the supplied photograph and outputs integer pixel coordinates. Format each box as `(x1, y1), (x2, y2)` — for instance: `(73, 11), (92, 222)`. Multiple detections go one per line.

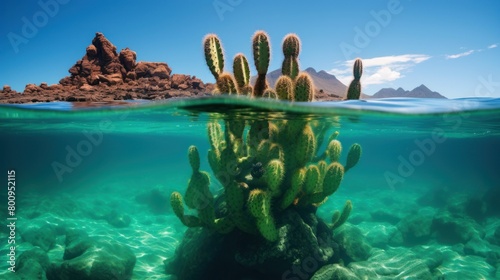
(474, 74), (500, 97)
(384, 75), (500, 190)
(340, 0), (403, 60)
(213, 0), (244, 21)
(51, 111), (129, 183)
(7, 0), (70, 54)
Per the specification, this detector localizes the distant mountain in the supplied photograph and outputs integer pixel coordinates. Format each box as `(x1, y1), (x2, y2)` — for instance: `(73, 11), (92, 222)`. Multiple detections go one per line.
(372, 85), (446, 99)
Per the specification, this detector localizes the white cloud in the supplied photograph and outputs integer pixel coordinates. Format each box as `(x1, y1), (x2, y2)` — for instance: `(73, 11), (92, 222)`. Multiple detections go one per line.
(328, 54), (430, 86)
(446, 50), (474, 59)
(488, 44), (498, 49)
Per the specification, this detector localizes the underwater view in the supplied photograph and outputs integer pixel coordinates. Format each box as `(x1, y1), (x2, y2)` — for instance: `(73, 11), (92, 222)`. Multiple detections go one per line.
(0, 96), (500, 279)
(1, 1), (499, 279)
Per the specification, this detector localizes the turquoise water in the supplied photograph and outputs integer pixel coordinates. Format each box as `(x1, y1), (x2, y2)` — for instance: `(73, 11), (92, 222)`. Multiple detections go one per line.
(1, 96), (500, 279)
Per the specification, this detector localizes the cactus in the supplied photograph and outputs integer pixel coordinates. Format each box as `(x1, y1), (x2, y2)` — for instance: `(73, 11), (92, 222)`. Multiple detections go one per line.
(252, 31), (271, 97)
(294, 72), (315, 102)
(281, 33), (301, 80)
(331, 200), (353, 230)
(326, 140), (342, 163)
(203, 34), (224, 80)
(345, 143), (362, 172)
(188, 145), (200, 172)
(233, 53), (252, 95)
(346, 58), (363, 100)
(263, 159), (285, 196)
(275, 75), (294, 101)
(170, 30), (362, 242)
(216, 73), (238, 94)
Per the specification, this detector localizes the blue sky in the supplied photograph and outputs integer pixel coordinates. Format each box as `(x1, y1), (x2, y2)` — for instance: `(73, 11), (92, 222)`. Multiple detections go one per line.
(0, 0), (498, 98)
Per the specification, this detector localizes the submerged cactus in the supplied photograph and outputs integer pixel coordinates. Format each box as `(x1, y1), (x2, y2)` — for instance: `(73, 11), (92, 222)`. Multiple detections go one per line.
(346, 58), (363, 100)
(281, 34), (301, 80)
(252, 31), (271, 97)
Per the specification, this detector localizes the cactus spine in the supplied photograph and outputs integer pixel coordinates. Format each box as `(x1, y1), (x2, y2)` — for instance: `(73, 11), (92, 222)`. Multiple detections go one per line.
(346, 58), (363, 100)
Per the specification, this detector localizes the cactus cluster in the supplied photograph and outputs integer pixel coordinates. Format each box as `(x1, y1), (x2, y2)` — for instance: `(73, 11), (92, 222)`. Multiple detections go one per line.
(171, 107), (362, 242)
(170, 31), (363, 242)
(203, 31), (317, 101)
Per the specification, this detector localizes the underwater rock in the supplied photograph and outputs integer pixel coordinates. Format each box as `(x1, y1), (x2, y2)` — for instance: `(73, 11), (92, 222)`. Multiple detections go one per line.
(165, 208), (337, 280)
(348, 247), (434, 279)
(464, 236), (500, 259)
(48, 229), (136, 280)
(432, 210), (484, 245)
(311, 264), (359, 280)
(135, 187), (171, 214)
(396, 210), (434, 246)
(370, 209), (401, 225)
(364, 224), (398, 249)
(105, 211), (132, 228)
(20, 223), (57, 252)
(12, 247), (50, 279)
(332, 224), (372, 263)
(487, 225), (500, 246)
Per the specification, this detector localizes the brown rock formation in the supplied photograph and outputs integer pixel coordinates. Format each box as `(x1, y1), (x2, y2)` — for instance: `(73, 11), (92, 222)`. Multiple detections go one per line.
(0, 32), (213, 103)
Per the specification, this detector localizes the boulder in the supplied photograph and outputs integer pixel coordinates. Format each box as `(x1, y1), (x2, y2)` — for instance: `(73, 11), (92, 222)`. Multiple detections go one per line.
(3, 85), (12, 92)
(48, 229), (136, 280)
(152, 65), (170, 79)
(165, 208), (336, 280)
(119, 48), (136, 72)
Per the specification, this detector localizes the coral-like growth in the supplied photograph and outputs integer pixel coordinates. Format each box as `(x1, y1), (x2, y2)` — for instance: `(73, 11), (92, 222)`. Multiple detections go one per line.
(346, 58), (363, 100)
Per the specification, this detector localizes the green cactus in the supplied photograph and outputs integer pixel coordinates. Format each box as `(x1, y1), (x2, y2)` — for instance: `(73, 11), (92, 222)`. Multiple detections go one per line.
(345, 143), (362, 172)
(280, 168), (305, 210)
(256, 215), (278, 242)
(303, 165), (320, 195)
(323, 162), (344, 196)
(331, 200), (353, 230)
(203, 34), (224, 80)
(295, 72), (315, 102)
(281, 33), (301, 80)
(188, 145), (200, 172)
(275, 75), (295, 101)
(263, 159), (285, 196)
(170, 30), (362, 242)
(326, 140), (342, 163)
(216, 72), (238, 94)
(252, 31), (271, 97)
(346, 58), (363, 100)
(233, 53), (252, 95)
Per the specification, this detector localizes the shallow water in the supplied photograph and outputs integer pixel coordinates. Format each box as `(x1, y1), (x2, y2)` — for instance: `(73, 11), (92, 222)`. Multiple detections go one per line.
(1, 96), (500, 279)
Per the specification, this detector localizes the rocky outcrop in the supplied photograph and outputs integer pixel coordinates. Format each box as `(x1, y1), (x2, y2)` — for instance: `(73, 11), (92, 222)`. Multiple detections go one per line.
(0, 32), (212, 103)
